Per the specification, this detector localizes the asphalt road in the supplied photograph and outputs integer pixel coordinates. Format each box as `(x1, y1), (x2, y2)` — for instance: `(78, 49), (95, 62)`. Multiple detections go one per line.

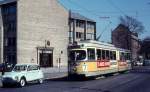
(1, 66), (150, 92)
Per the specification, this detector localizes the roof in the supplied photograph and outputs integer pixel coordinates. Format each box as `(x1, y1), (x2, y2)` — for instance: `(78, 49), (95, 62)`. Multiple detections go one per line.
(70, 12), (95, 22)
(0, 0), (17, 5)
(77, 40), (117, 50)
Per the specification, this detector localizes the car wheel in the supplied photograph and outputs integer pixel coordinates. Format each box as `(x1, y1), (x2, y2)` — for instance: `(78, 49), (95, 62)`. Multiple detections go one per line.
(38, 79), (43, 84)
(20, 78), (26, 87)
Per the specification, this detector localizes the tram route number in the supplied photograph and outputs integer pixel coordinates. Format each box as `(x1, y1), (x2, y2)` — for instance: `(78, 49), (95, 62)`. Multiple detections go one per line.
(82, 63), (88, 71)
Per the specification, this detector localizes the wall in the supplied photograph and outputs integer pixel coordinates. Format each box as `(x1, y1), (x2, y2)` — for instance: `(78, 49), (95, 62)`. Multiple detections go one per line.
(17, 0), (68, 67)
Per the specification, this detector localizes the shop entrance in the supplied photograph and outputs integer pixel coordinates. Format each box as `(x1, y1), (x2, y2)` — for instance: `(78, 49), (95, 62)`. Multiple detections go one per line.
(40, 53), (53, 67)
(37, 47), (54, 68)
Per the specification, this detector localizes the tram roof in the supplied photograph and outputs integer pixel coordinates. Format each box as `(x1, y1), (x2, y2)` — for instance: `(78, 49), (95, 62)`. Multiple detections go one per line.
(77, 40), (117, 50)
(75, 40), (131, 52)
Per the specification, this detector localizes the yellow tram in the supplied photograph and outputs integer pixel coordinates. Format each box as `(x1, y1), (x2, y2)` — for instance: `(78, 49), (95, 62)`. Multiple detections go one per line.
(68, 40), (131, 77)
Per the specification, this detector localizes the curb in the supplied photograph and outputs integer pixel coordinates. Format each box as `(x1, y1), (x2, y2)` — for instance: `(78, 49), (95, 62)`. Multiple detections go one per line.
(44, 72), (68, 80)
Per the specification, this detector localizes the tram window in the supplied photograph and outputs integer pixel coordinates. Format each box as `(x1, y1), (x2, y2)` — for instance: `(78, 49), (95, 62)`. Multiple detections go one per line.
(120, 52), (123, 60)
(127, 53), (131, 60)
(120, 52), (125, 61)
(102, 50), (105, 59)
(87, 48), (95, 60)
(106, 50), (110, 60)
(97, 49), (101, 59)
(129, 53), (131, 60)
(110, 51), (113, 60)
(112, 51), (116, 60)
(124, 53), (128, 60)
(120, 52), (121, 60)
(119, 52), (122, 60)
(69, 50), (86, 61)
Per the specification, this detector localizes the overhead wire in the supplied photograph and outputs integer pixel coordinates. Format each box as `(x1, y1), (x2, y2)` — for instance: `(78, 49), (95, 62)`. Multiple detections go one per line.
(66, 0), (101, 17)
(106, 0), (127, 16)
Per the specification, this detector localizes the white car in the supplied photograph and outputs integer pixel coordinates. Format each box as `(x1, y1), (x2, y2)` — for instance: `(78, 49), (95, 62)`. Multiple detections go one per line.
(2, 64), (44, 87)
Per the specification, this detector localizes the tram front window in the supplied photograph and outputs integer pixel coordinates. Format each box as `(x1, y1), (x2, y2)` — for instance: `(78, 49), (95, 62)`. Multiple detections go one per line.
(69, 50), (86, 61)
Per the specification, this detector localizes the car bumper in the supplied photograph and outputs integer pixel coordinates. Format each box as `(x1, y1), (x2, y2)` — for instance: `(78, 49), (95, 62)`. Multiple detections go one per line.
(2, 77), (18, 84)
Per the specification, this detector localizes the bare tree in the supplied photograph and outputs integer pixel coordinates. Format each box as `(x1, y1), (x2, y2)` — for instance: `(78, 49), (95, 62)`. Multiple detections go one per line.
(120, 16), (145, 35)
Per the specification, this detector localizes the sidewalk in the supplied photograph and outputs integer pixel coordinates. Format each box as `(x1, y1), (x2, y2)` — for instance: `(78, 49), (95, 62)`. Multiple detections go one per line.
(41, 66), (68, 80)
(44, 72), (68, 80)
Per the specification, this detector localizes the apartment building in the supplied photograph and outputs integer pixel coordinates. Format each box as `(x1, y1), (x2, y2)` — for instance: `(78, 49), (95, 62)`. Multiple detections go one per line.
(0, 0), (69, 72)
(112, 24), (141, 60)
(69, 12), (96, 44)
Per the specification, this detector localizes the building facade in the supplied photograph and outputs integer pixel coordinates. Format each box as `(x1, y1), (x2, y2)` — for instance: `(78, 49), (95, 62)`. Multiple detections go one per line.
(112, 24), (140, 60)
(140, 37), (150, 60)
(69, 12), (96, 44)
(0, 0), (68, 72)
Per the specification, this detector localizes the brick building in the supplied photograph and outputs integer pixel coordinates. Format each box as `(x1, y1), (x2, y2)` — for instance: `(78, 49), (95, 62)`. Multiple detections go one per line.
(69, 12), (96, 44)
(0, 0), (68, 72)
(112, 24), (141, 60)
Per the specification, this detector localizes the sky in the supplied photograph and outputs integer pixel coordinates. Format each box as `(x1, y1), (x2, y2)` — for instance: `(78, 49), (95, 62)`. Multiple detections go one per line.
(58, 0), (150, 42)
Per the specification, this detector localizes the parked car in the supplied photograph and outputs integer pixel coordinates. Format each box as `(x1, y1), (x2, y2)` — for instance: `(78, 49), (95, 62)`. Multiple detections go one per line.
(1, 64), (44, 87)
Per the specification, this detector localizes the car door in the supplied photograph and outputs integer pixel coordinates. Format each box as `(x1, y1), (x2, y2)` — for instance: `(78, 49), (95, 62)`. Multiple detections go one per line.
(37, 66), (44, 79)
(31, 65), (40, 80)
(26, 65), (37, 81)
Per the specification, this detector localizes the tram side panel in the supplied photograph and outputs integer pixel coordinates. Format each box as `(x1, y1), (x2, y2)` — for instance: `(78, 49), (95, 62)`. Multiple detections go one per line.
(117, 51), (132, 72)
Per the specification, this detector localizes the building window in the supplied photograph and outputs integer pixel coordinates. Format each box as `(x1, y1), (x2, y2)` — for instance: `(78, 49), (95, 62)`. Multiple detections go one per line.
(76, 32), (84, 39)
(6, 37), (16, 47)
(2, 2), (17, 64)
(86, 33), (94, 40)
(68, 31), (73, 38)
(76, 20), (84, 28)
(87, 23), (94, 30)
(4, 39), (8, 46)
(8, 54), (16, 64)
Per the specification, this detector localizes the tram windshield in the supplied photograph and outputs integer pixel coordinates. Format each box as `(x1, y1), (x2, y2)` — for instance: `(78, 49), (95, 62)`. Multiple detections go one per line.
(69, 50), (86, 61)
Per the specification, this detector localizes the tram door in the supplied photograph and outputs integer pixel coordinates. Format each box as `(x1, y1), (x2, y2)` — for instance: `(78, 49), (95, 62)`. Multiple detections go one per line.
(40, 53), (53, 67)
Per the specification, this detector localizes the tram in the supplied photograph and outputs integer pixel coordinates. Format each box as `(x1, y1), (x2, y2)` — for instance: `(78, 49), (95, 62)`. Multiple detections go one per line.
(68, 40), (131, 77)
